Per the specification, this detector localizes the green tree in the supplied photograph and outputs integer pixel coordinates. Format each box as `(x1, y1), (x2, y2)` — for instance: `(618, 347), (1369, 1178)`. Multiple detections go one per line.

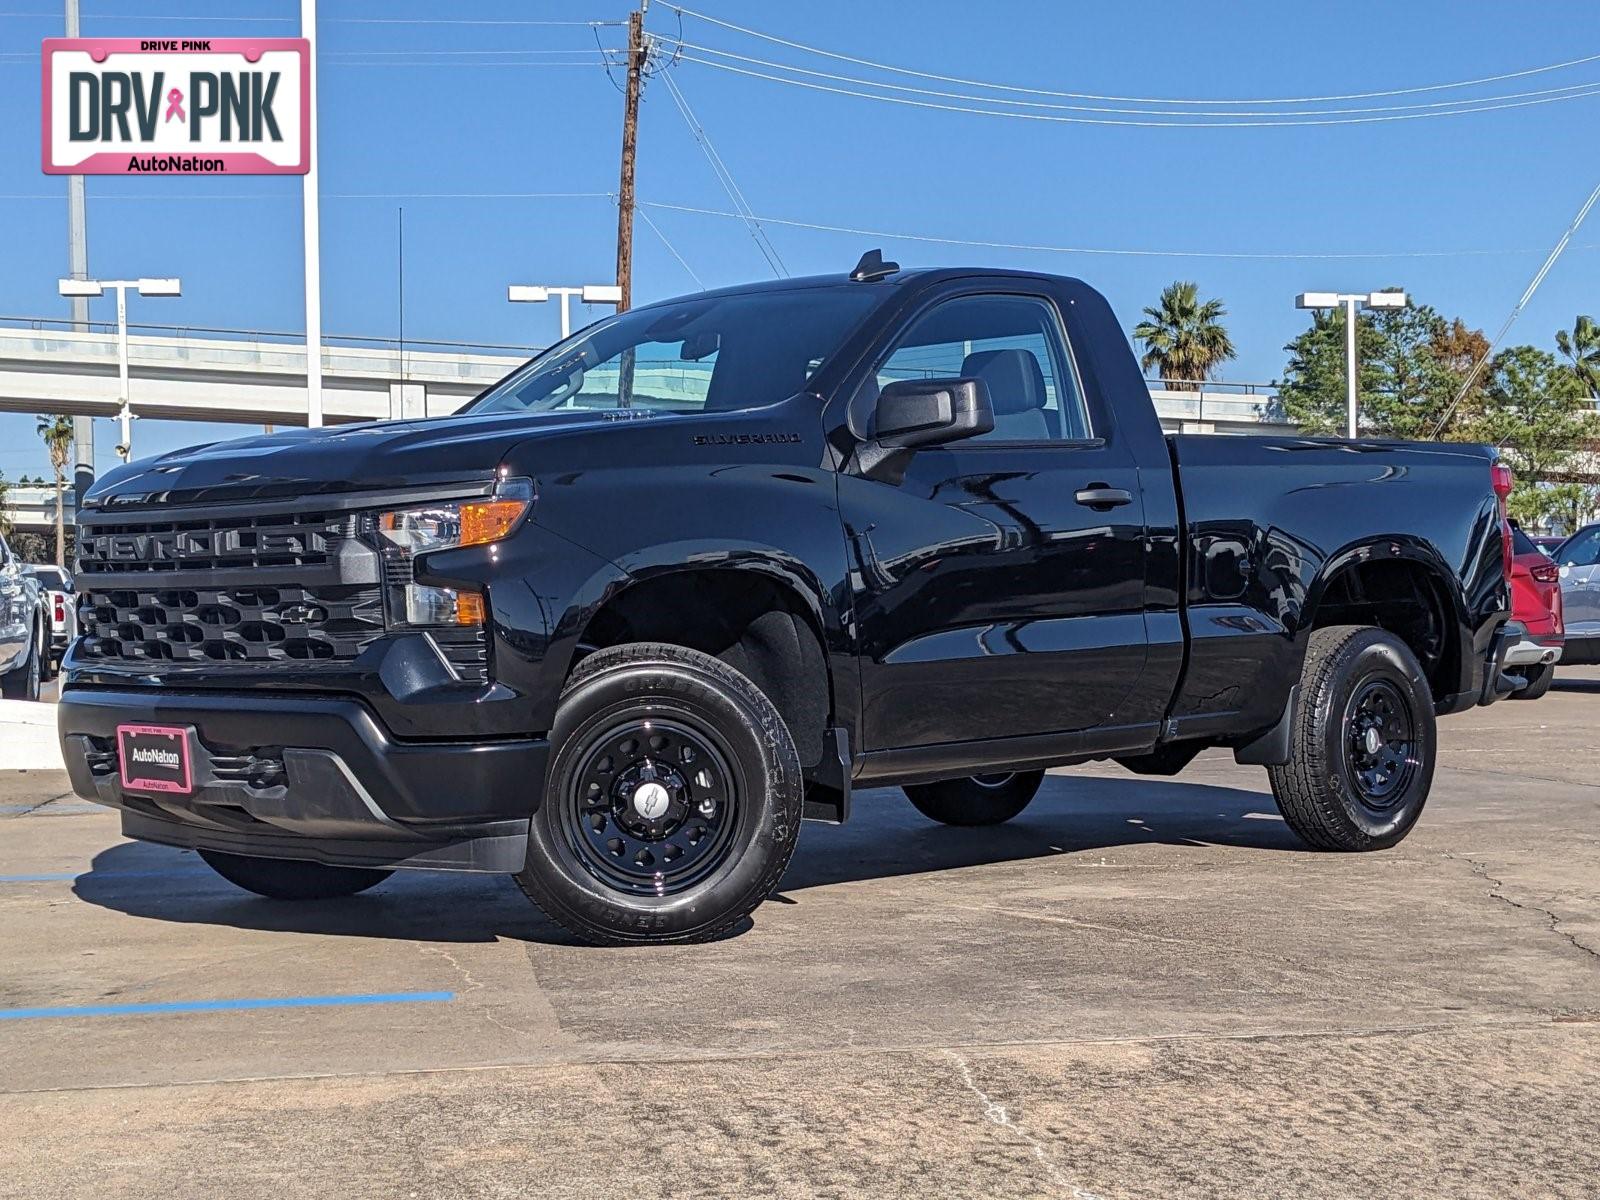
(1467, 345), (1600, 526)
(0, 470), (12, 540)
(35, 414), (73, 567)
(1278, 295), (1487, 438)
(1132, 281), (1237, 391)
(1556, 315), (1600, 399)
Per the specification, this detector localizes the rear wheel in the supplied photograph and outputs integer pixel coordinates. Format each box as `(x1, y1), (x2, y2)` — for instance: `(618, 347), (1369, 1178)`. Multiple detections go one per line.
(198, 850), (393, 900)
(1511, 661), (1555, 700)
(517, 643), (803, 946)
(904, 770), (1045, 827)
(1268, 625), (1435, 851)
(0, 625), (41, 701)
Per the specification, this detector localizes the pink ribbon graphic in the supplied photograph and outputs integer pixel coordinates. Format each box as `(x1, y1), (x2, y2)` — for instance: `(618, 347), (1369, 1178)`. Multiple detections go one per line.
(164, 88), (185, 123)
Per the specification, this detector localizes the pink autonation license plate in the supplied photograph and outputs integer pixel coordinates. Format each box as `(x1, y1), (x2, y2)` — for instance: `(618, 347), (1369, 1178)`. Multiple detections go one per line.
(116, 724), (194, 795)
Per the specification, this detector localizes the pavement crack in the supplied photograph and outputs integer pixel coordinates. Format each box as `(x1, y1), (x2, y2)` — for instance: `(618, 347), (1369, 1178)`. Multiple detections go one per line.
(1448, 853), (1600, 967)
(415, 942), (536, 1039)
(943, 1050), (1108, 1200)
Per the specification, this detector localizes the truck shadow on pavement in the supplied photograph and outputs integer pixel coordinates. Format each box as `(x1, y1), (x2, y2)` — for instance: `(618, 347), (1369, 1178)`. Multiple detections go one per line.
(70, 775), (1303, 945)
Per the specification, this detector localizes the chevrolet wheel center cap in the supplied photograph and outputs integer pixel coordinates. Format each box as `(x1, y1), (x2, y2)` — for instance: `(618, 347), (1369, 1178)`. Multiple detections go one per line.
(633, 781), (671, 821)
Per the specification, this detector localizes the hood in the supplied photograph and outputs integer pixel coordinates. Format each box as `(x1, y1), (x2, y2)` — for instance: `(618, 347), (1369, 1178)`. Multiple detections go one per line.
(84, 408), (656, 511)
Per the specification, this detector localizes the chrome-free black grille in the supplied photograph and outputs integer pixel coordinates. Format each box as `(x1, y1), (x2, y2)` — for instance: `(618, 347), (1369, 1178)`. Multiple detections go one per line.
(78, 511), (348, 574)
(76, 583), (385, 664)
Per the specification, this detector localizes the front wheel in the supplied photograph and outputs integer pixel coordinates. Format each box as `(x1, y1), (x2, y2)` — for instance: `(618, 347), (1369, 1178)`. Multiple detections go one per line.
(517, 643), (804, 946)
(198, 850), (393, 900)
(1268, 625), (1436, 851)
(904, 771), (1046, 826)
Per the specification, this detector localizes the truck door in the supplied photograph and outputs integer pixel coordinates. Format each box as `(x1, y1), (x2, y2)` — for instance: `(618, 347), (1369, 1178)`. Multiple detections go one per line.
(835, 288), (1156, 751)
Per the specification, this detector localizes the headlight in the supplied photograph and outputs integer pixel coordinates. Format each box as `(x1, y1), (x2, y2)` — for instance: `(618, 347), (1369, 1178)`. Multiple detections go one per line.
(376, 476), (534, 627)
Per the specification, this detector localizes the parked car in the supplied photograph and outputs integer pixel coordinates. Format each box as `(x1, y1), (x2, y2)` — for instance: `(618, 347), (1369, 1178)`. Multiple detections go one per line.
(58, 259), (1516, 945)
(25, 563), (74, 679)
(1549, 522), (1600, 667)
(1531, 534), (1567, 556)
(0, 531), (46, 700)
(1506, 525), (1563, 699)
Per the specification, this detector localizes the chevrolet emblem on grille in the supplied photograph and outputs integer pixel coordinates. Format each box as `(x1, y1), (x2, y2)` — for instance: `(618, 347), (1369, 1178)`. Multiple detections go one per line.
(278, 604), (325, 626)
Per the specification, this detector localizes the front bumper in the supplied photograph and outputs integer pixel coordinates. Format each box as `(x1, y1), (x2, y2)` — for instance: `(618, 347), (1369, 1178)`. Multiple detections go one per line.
(58, 688), (547, 873)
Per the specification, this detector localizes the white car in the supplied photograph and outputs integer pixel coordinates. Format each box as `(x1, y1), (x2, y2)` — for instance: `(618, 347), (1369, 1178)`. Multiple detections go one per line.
(24, 563), (74, 680)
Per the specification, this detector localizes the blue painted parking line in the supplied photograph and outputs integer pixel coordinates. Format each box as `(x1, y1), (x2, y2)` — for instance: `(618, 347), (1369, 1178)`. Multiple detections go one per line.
(0, 991), (456, 1021)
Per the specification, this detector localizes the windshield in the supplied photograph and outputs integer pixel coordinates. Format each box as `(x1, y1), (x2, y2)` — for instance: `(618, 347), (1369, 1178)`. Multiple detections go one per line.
(468, 285), (881, 417)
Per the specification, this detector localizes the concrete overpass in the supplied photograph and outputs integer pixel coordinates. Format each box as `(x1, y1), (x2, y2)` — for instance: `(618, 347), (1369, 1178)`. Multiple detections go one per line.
(2, 484), (73, 537)
(0, 319), (1292, 437)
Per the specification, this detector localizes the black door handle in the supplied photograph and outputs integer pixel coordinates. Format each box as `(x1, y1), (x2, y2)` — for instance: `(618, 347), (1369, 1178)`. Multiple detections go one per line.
(1074, 486), (1133, 509)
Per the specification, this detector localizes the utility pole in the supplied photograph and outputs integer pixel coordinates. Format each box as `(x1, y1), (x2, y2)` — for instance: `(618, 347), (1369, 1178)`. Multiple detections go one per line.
(302, 0), (324, 427)
(614, 3), (647, 314)
(65, 0), (94, 509)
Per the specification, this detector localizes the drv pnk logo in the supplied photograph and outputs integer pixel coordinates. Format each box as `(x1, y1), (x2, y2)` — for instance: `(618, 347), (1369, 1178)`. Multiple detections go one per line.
(42, 38), (309, 175)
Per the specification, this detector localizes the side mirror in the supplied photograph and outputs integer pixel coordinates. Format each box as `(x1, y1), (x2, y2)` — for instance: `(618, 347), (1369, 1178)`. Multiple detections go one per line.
(858, 377), (994, 481)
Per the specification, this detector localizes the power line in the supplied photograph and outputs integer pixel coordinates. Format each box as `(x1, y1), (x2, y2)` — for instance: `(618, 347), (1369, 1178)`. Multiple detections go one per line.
(670, 40), (1600, 120)
(640, 200), (1600, 262)
(665, 5), (1600, 107)
(677, 53), (1600, 128)
(1429, 179), (1600, 438)
(658, 70), (786, 276)
(638, 207), (705, 289)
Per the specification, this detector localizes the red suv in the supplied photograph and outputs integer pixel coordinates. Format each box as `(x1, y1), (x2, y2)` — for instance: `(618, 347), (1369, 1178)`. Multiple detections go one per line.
(1507, 524), (1563, 699)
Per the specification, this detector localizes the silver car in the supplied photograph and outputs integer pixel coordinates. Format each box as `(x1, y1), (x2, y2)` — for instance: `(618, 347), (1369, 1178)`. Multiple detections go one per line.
(1551, 524), (1600, 665)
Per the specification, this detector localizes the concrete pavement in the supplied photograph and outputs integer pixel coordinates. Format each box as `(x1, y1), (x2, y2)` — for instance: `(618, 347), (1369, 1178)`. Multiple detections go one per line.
(1, 674), (1597, 1198)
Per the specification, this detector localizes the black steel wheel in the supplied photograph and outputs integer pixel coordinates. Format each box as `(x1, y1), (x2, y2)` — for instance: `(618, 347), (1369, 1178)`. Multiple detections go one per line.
(1342, 678), (1420, 809)
(904, 770), (1045, 826)
(564, 717), (742, 897)
(518, 642), (803, 946)
(198, 850), (393, 900)
(1269, 625), (1436, 851)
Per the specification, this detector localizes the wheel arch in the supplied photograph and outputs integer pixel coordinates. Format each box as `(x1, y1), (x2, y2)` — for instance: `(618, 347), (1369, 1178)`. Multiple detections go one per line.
(1300, 536), (1468, 705)
(563, 559), (837, 769)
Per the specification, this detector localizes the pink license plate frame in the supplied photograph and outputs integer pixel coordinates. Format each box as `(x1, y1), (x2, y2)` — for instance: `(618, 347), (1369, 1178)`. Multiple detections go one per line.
(116, 724), (195, 795)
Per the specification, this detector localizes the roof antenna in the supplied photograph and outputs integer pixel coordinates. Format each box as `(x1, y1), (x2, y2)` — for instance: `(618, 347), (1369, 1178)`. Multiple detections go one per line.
(849, 248), (899, 282)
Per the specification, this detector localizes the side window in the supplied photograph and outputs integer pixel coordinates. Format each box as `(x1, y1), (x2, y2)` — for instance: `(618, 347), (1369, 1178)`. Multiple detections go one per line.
(1560, 528), (1600, 566)
(873, 294), (1090, 443)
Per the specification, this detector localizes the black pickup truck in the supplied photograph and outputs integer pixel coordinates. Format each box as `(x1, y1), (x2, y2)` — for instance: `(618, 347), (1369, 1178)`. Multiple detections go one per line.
(59, 257), (1516, 945)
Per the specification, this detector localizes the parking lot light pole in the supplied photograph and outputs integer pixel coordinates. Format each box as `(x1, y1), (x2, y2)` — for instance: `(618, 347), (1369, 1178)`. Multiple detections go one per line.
(1295, 290), (1409, 438)
(508, 283), (624, 340)
(57, 276), (182, 462)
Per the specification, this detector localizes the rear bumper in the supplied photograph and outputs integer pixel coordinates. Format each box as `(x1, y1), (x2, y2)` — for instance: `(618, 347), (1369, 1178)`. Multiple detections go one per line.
(1501, 622), (1563, 669)
(57, 688), (547, 873)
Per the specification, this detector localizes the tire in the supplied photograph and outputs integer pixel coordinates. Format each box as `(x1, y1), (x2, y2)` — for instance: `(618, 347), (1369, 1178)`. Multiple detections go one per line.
(0, 624), (42, 701)
(198, 850), (393, 900)
(1511, 661), (1555, 700)
(904, 770), (1045, 827)
(1268, 625), (1436, 852)
(38, 627), (58, 684)
(517, 643), (804, 946)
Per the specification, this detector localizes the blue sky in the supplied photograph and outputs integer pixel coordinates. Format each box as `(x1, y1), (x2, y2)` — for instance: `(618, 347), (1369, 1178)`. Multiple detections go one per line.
(1, 0), (1597, 480)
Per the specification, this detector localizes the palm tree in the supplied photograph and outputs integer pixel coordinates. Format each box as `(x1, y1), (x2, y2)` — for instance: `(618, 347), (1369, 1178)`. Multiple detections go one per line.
(1133, 281), (1237, 392)
(35, 414), (73, 567)
(1556, 315), (1600, 398)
